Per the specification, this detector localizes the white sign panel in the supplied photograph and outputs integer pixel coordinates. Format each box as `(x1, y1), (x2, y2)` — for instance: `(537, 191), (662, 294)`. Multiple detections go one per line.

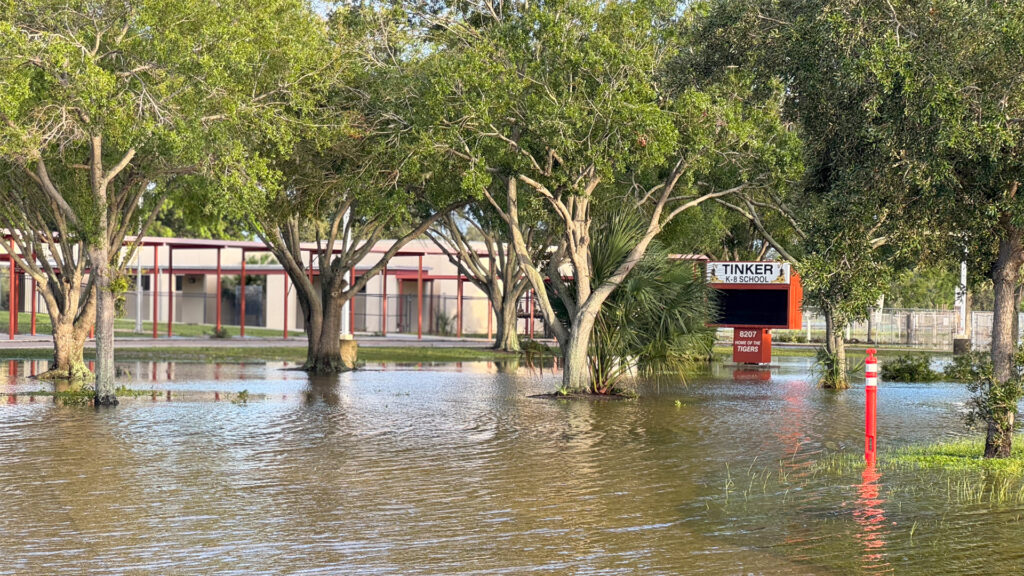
(706, 261), (790, 285)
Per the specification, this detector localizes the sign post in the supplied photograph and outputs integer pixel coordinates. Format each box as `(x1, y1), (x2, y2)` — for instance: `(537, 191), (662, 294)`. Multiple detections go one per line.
(864, 349), (878, 465)
(732, 328), (771, 364)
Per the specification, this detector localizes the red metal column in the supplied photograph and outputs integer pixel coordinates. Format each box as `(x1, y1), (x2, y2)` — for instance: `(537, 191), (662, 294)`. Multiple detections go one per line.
(381, 264), (388, 336)
(30, 270), (36, 336)
(417, 255), (423, 340)
(152, 244), (159, 339)
(8, 244), (14, 341)
(283, 274), (289, 339)
(216, 248), (222, 331)
(529, 290), (535, 339)
(12, 263), (19, 334)
(167, 247), (174, 337)
(457, 277), (463, 338)
(240, 251), (247, 338)
(349, 268), (356, 335)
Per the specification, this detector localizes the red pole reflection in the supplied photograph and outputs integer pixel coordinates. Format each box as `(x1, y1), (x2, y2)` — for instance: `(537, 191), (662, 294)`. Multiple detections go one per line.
(853, 464), (890, 574)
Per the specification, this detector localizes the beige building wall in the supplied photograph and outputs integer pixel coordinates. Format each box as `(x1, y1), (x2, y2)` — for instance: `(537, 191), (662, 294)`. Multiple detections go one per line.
(13, 236), (530, 338)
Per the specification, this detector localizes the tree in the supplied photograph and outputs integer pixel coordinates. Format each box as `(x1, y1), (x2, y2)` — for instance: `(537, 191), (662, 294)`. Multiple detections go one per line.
(688, 0), (1024, 450)
(856, 0), (1024, 457)
(680, 0), (902, 388)
(426, 205), (547, 352)
(559, 211), (715, 393)
(254, 170), (461, 373)
(0, 168), (103, 379)
(249, 5), (464, 373)
(0, 0), (329, 402)
(415, 0), (799, 392)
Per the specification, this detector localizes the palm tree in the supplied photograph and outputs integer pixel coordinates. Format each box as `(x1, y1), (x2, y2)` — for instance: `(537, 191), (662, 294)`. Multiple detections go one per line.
(550, 212), (716, 394)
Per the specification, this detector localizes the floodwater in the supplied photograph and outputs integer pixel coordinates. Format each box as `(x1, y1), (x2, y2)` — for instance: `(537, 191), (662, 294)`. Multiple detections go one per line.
(0, 356), (1018, 575)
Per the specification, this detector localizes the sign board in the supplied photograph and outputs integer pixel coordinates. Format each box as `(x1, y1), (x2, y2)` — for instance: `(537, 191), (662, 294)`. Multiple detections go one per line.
(707, 262), (791, 285)
(706, 261), (802, 331)
(705, 261), (803, 365)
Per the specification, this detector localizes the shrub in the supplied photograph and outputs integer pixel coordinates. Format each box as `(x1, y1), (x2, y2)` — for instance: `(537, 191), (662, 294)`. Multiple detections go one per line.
(944, 351), (988, 382)
(211, 327), (232, 339)
(880, 354), (941, 382)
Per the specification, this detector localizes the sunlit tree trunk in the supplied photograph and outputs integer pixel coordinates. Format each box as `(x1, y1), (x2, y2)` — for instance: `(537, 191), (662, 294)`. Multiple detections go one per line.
(822, 307), (849, 390)
(985, 228), (1023, 458)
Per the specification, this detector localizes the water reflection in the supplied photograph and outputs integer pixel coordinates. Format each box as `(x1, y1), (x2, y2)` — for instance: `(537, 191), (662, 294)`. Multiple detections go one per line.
(304, 373), (343, 407)
(854, 465), (891, 574)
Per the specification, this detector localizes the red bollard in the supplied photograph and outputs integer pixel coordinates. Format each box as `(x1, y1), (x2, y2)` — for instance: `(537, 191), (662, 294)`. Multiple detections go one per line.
(865, 349), (878, 465)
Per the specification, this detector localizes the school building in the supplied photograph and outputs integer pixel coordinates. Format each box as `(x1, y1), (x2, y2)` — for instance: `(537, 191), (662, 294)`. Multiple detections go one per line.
(1, 236), (548, 341)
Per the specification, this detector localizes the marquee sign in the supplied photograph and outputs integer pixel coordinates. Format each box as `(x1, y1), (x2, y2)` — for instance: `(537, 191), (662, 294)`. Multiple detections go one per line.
(706, 262), (791, 285)
(706, 261), (803, 366)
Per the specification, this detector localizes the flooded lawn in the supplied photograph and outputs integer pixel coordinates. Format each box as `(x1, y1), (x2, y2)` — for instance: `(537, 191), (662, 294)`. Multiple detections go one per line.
(0, 356), (1016, 575)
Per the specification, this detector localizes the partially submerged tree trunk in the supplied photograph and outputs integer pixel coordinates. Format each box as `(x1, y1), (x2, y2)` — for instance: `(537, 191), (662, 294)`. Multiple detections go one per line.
(301, 263), (346, 375)
(485, 174), (738, 394)
(261, 200), (462, 374)
(7, 135), (161, 404)
(88, 137), (118, 405)
(426, 210), (537, 353)
(481, 170), (737, 391)
(90, 245), (117, 405)
(493, 292), (521, 352)
(39, 289), (95, 381)
(821, 307), (849, 390)
(561, 309), (599, 392)
(985, 224), (1023, 458)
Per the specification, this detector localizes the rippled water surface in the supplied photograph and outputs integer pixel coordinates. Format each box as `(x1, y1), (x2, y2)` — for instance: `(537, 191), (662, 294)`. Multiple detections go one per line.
(0, 356), (1019, 575)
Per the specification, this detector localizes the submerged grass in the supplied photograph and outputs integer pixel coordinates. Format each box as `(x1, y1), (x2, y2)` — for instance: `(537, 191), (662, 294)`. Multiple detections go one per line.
(889, 437), (1024, 474)
(812, 438), (1024, 476)
(805, 437), (1024, 505)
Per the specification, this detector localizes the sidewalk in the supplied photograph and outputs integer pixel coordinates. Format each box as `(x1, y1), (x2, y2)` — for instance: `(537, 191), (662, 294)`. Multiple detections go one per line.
(0, 333), (498, 350)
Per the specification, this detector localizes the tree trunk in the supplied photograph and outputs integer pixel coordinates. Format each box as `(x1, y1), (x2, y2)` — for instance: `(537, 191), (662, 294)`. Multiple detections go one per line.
(40, 318), (91, 381)
(90, 247), (118, 405)
(36, 278), (95, 381)
(985, 232), (1023, 458)
(493, 294), (521, 352)
(306, 288), (348, 374)
(561, 309), (599, 393)
(822, 308), (849, 390)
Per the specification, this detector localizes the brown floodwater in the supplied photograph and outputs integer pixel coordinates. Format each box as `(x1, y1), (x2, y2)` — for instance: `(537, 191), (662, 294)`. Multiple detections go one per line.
(0, 356), (1019, 575)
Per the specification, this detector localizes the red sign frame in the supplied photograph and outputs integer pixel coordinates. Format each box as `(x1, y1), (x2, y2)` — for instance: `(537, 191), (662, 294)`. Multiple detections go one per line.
(706, 262), (803, 365)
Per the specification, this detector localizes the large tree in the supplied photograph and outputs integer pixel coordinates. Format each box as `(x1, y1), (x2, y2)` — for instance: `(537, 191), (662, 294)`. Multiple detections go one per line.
(248, 4), (465, 373)
(861, 0), (1024, 457)
(689, 0), (1024, 452)
(413, 0), (799, 392)
(0, 0), (328, 402)
(680, 0), (904, 388)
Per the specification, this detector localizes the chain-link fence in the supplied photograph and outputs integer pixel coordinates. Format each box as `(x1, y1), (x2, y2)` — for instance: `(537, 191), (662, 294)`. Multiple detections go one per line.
(765, 308), (1018, 351)
(121, 287), (265, 327)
